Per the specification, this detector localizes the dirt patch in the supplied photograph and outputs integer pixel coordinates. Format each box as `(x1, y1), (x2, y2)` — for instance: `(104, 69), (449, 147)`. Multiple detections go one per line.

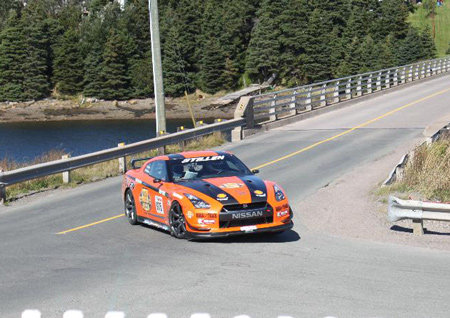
(297, 136), (450, 251)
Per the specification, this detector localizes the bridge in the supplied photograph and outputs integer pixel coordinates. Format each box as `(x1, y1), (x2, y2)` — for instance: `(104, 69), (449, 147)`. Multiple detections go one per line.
(1, 65), (450, 317)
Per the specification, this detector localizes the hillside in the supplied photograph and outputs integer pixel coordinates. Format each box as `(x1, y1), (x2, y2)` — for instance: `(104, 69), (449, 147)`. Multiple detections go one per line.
(409, 1), (450, 56)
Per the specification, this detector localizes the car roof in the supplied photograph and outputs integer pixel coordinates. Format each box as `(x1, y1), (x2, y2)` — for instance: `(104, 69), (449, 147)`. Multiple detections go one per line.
(151, 150), (232, 161)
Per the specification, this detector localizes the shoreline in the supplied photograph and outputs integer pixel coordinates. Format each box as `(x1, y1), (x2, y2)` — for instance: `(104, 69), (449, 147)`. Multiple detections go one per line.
(0, 95), (236, 124)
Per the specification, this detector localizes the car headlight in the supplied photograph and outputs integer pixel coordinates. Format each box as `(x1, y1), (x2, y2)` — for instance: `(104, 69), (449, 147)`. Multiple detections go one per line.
(273, 184), (285, 201)
(184, 193), (211, 209)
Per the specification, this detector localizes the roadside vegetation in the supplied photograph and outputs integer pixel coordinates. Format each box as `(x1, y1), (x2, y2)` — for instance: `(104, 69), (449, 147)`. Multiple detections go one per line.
(1, 133), (225, 203)
(380, 133), (450, 202)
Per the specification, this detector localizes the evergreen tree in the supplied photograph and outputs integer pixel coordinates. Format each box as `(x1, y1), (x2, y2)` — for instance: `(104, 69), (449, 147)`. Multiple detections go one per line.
(83, 42), (104, 97)
(53, 28), (84, 95)
(199, 36), (226, 94)
(0, 12), (27, 101)
(379, 34), (397, 69)
(129, 49), (154, 98)
(97, 29), (133, 100)
(419, 25), (437, 60)
(358, 35), (380, 72)
(375, 0), (410, 40)
(246, 0), (283, 83)
(396, 27), (423, 65)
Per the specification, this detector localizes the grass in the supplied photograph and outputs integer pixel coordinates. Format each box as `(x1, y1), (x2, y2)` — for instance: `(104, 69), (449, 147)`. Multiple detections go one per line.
(409, 1), (450, 56)
(378, 133), (450, 202)
(1, 133), (226, 203)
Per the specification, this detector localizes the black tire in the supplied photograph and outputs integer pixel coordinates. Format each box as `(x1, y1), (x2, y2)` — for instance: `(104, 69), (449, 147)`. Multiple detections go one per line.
(169, 201), (188, 239)
(124, 189), (139, 225)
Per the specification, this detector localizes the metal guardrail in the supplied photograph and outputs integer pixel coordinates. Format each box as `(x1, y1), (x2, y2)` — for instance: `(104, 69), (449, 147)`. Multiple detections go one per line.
(235, 57), (450, 130)
(1, 57), (450, 203)
(0, 118), (244, 202)
(388, 196), (450, 235)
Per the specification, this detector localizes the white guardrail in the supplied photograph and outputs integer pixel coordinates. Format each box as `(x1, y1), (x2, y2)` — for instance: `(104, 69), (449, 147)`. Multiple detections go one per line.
(21, 311), (342, 318)
(1, 57), (450, 204)
(388, 196), (450, 235)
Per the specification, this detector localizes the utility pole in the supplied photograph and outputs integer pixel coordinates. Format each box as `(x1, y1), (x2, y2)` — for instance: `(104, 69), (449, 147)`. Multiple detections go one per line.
(148, 0), (166, 136)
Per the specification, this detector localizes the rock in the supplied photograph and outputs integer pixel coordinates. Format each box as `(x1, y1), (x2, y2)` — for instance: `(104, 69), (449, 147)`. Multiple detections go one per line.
(85, 98), (98, 103)
(129, 100), (138, 105)
(113, 100), (119, 107)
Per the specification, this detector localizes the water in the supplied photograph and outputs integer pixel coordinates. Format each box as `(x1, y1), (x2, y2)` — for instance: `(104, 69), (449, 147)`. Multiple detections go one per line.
(0, 119), (195, 162)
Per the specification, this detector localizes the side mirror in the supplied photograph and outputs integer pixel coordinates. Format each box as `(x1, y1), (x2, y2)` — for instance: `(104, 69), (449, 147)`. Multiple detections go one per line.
(252, 169), (259, 174)
(153, 178), (162, 183)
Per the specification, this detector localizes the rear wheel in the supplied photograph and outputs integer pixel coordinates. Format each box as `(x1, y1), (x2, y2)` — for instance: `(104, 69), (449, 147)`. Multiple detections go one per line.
(124, 190), (139, 225)
(169, 202), (188, 239)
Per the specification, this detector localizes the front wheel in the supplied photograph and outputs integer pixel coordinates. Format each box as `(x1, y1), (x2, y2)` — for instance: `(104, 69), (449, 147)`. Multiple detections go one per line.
(124, 190), (139, 225)
(169, 202), (188, 239)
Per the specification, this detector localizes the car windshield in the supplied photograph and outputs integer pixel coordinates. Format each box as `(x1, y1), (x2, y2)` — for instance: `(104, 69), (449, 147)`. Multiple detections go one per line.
(167, 154), (252, 182)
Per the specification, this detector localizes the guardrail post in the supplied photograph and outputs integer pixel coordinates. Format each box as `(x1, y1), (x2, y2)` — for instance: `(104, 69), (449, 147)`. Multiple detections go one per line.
(445, 58), (449, 72)
(414, 65), (419, 80)
(305, 87), (312, 110)
(289, 90), (297, 116)
(438, 59), (443, 74)
(426, 62), (431, 77)
(413, 219), (424, 236)
(269, 94), (278, 121)
(62, 155), (71, 183)
(408, 65), (413, 82)
(345, 78), (352, 100)
(376, 72), (382, 91)
(393, 69), (398, 86)
(367, 74), (373, 94)
(356, 76), (362, 96)
(213, 119), (224, 139)
(421, 63), (426, 78)
(0, 169), (5, 205)
(333, 81), (340, 103)
(432, 61), (437, 75)
(177, 126), (187, 151)
(319, 84), (327, 107)
(400, 68), (406, 84)
(118, 142), (126, 174)
(385, 70), (390, 89)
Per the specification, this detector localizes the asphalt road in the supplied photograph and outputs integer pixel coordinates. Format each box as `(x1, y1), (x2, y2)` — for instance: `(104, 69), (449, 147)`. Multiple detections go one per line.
(2, 75), (450, 318)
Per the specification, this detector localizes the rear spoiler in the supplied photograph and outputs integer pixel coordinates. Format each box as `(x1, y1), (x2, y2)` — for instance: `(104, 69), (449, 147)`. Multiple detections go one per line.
(130, 157), (153, 170)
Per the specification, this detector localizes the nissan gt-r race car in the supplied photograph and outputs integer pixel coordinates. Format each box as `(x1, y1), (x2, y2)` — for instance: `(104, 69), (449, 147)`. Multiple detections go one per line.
(122, 150), (293, 239)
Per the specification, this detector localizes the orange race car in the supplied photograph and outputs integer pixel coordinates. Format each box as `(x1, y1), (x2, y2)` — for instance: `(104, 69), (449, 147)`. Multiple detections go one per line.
(122, 151), (293, 239)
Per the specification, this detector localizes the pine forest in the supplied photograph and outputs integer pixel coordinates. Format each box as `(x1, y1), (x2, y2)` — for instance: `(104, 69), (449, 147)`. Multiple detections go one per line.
(0, 0), (439, 102)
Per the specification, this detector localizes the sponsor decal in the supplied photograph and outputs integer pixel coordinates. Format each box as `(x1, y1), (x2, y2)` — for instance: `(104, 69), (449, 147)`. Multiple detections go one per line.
(159, 189), (166, 196)
(139, 189), (151, 212)
(254, 190), (266, 197)
(129, 182), (135, 190)
(198, 218), (215, 225)
(181, 155), (225, 163)
(217, 193), (229, 201)
(196, 213), (216, 218)
(232, 211), (264, 219)
(220, 183), (244, 189)
(135, 178), (143, 184)
(155, 196), (164, 214)
(241, 225), (257, 232)
(173, 192), (183, 199)
(186, 211), (194, 219)
(277, 210), (289, 217)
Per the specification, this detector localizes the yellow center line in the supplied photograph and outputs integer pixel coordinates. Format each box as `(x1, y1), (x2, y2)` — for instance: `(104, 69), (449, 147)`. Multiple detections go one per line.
(57, 87), (450, 235)
(57, 214), (124, 235)
(251, 87), (450, 170)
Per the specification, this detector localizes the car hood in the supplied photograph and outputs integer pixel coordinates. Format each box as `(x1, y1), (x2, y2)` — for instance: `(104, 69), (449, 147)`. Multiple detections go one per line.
(174, 175), (268, 205)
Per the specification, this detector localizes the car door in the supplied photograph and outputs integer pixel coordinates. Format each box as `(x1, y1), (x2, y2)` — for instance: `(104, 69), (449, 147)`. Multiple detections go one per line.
(145, 160), (170, 223)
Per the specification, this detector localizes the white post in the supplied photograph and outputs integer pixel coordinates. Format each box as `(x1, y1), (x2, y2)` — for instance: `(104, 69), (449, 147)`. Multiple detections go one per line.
(385, 70), (390, 89)
(367, 74), (373, 94)
(432, 61), (437, 75)
(319, 84), (327, 107)
(62, 155), (71, 184)
(376, 72), (382, 91)
(333, 81), (340, 103)
(414, 65), (419, 80)
(118, 142), (126, 174)
(0, 184), (5, 206)
(393, 69), (398, 86)
(345, 78), (352, 99)
(408, 65), (414, 82)
(413, 219), (424, 236)
(289, 90), (297, 116)
(401, 68), (406, 84)
(421, 63), (425, 78)
(305, 87), (312, 111)
(356, 76), (362, 96)
(426, 62), (431, 77)
(269, 94), (277, 121)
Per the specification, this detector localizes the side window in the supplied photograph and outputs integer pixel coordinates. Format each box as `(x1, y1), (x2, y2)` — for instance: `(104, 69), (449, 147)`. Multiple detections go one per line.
(144, 162), (152, 175)
(149, 160), (168, 181)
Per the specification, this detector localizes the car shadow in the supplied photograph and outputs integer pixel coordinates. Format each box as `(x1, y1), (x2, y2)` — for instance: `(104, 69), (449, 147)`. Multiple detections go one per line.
(193, 229), (301, 244)
(390, 225), (450, 236)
